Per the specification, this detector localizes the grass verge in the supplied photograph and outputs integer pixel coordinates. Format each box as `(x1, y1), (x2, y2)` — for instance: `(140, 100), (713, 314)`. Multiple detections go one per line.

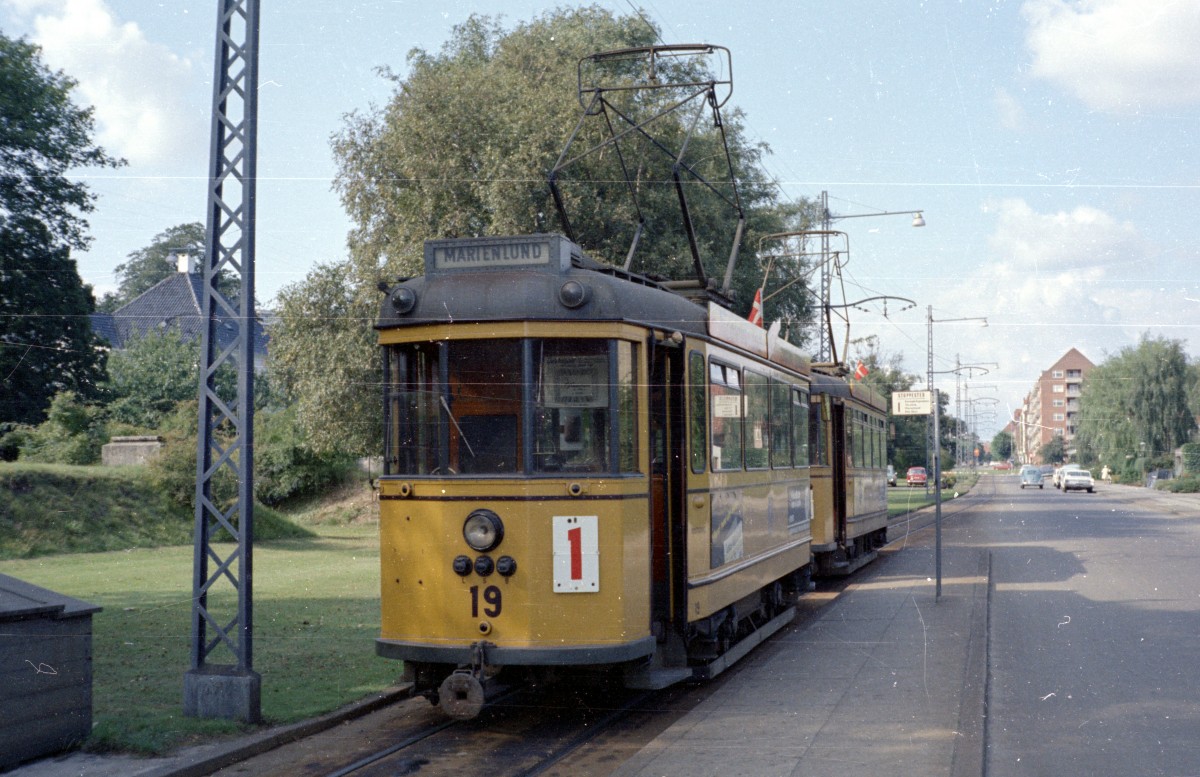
(4, 522), (398, 755)
(1, 462), (313, 559)
(887, 470), (977, 517)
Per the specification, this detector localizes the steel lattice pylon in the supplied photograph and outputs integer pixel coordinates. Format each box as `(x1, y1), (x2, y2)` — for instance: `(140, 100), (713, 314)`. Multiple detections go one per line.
(183, 0), (261, 723)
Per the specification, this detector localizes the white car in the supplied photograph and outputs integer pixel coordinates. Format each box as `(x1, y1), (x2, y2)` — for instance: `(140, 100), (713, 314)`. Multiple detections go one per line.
(1060, 468), (1095, 493)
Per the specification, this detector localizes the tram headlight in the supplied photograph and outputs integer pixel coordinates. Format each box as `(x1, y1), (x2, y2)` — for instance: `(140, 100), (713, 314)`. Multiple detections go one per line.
(390, 286), (417, 315)
(558, 280), (591, 309)
(463, 509), (504, 552)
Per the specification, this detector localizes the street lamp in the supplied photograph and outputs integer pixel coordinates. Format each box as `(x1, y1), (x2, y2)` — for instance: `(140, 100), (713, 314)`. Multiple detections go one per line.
(816, 191), (925, 361)
(754, 230), (916, 369)
(925, 306), (987, 601)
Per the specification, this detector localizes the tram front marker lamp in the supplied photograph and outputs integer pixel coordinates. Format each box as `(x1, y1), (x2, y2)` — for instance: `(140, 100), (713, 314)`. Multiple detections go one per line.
(390, 286), (417, 314)
(474, 555), (495, 577)
(463, 509), (504, 552)
(559, 280), (591, 309)
(496, 556), (517, 577)
(452, 555), (472, 576)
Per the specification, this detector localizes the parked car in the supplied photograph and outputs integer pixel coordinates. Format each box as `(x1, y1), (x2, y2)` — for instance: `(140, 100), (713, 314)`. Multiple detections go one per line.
(1020, 467), (1044, 489)
(887, 465), (897, 487)
(906, 466), (928, 487)
(1060, 468), (1095, 493)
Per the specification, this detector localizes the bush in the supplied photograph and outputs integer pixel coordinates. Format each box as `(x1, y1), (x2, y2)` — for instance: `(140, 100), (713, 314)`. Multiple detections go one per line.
(149, 403), (355, 510)
(10, 392), (107, 465)
(254, 408), (356, 506)
(1181, 443), (1200, 475)
(1158, 475), (1200, 493)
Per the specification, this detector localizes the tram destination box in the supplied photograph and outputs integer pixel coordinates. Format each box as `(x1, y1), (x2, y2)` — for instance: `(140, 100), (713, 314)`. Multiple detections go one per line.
(425, 234), (579, 275)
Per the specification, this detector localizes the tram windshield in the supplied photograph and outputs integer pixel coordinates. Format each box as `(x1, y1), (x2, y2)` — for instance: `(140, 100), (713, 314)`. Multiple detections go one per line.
(383, 338), (638, 477)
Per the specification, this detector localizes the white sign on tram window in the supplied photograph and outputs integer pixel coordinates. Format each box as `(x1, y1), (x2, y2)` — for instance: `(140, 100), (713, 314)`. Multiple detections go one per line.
(553, 515), (599, 593)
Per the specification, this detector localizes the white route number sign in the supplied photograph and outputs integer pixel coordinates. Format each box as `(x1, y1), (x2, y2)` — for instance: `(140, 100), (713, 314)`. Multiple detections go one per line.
(553, 515), (599, 593)
(892, 390), (934, 416)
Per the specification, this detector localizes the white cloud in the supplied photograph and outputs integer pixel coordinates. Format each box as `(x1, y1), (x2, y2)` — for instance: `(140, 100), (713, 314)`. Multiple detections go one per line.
(1022, 0), (1200, 111)
(11, 0), (201, 166)
(993, 87), (1026, 130)
(931, 198), (1200, 431)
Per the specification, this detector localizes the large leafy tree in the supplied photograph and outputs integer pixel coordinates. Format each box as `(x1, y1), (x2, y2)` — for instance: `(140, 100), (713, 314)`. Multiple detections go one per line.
(1075, 335), (1197, 470)
(277, 7), (812, 453)
(269, 260), (379, 455)
(0, 33), (122, 423)
(99, 222), (204, 312)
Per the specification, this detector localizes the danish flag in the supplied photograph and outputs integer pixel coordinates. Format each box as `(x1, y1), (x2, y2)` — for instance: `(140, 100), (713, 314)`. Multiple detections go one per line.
(853, 361), (869, 381)
(748, 288), (764, 327)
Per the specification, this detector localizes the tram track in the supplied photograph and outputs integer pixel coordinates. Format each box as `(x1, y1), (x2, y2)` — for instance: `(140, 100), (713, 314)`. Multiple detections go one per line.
(208, 480), (1002, 777)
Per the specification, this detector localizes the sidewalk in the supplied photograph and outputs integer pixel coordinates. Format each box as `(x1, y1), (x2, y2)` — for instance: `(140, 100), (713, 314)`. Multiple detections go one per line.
(612, 520), (990, 777)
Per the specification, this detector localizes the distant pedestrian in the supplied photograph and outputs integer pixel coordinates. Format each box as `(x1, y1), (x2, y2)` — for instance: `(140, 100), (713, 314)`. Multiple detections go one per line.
(1101, 465), (1112, 482)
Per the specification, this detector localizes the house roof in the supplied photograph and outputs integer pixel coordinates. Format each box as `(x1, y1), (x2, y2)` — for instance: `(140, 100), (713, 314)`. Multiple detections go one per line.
(90, 272), (268, 359)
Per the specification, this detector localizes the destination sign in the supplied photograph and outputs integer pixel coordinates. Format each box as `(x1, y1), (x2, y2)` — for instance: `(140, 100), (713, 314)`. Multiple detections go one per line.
(429, 239), (553, 271)
(892, 390), (934, 416)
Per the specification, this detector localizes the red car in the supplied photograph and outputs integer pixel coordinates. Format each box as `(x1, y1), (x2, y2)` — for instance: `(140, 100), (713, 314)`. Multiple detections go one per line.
(906, 466), (928, 487)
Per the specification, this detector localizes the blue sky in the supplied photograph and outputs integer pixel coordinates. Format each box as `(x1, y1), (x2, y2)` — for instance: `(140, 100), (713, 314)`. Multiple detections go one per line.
(4, 0), (1199, 439)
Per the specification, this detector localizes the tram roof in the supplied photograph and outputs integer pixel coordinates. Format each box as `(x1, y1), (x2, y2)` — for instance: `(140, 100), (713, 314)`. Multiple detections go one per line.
(375, 234), (811, 375)
(810, 370), (888, 412)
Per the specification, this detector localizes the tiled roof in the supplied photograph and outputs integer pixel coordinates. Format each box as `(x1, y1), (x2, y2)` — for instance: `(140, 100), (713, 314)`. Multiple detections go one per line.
(89, 272), (268, 358)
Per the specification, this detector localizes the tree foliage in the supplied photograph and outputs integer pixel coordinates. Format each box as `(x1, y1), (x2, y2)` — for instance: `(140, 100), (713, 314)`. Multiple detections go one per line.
(1074, 335), (1197, 470)
(269, 260), (379, 456)
(332, 9), (806, 295)
(991, 430), (1013, 461)
(3, 391), (107, 464)
(104, 327), (203, 429)
(99, 222), (204, 312)
(0, 32), (121, 424)
(1038, 435), (1065, 465)
(0, 34), (122, 249)
(0, 221), (107, 423)
(277, 7), (813, 453)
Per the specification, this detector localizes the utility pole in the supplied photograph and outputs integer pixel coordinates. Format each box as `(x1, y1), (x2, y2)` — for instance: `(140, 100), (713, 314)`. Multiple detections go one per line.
(183, 0), (262, 723)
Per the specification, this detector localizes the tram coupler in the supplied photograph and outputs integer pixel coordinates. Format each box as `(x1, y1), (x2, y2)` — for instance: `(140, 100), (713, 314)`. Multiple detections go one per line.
(437, 641), (495, 720)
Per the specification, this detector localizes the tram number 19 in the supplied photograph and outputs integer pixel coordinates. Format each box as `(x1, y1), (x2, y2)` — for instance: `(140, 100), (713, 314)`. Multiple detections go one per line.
(470, 585), (502, 618)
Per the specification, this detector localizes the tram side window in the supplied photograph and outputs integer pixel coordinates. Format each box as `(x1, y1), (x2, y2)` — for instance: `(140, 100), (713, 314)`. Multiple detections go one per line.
(689, 352), (707, 474)
(792, 388), (810, 467)
(770, 380), (792, 468)
(854, 411), (866, 468)
(709, 362), (743, 471)
(744, 371), (770, 469)
(808, 397), (828, 466)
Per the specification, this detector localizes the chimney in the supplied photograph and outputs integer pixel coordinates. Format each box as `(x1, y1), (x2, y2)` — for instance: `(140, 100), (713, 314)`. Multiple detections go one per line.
(172, 252), (197, 274)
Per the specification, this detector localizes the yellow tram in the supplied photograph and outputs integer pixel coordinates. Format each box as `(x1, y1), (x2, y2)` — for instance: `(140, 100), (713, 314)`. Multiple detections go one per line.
(808, 372), (890, 575)
(374, 233), (882, 718)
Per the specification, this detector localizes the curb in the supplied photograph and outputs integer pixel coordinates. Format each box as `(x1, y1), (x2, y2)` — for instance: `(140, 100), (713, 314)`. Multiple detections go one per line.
(137, 684), (414, 777)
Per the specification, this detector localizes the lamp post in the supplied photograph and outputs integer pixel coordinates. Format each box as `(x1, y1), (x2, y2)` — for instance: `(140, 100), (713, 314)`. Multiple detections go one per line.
(754, 230), (916, 368)
(925, 306), (987, 600)
(817, 191), (925, 362)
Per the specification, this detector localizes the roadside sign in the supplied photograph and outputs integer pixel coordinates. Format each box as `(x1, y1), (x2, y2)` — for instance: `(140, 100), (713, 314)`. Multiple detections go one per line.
(892, 390), (933, 416)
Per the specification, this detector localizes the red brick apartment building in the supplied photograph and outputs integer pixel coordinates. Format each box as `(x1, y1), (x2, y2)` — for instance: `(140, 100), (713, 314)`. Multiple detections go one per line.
(1015, 348), (1095, 464)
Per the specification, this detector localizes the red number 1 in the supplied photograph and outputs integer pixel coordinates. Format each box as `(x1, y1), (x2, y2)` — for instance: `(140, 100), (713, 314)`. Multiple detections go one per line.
(567, 526), (582, 580)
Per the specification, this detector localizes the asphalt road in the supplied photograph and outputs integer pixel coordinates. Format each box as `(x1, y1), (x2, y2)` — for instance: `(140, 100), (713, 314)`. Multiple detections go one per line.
(967, 478), (1200, 775)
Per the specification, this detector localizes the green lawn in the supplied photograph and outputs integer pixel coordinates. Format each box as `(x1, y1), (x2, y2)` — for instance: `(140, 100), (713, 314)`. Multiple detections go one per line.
(887, 471), (977, 517)
(3, 523), (400, 754)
